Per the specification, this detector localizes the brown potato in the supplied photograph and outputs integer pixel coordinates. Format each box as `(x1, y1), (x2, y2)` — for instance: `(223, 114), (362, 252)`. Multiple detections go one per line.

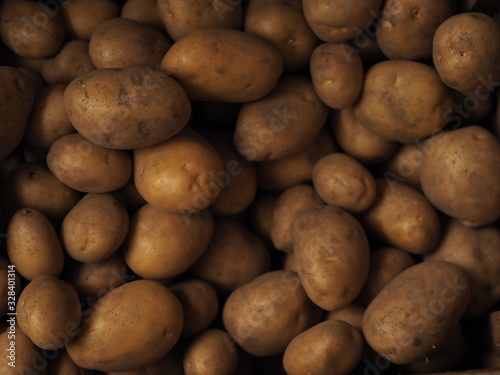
(112, 179), (147, 214)
(89, 17), (171, 69)
(160, 28), (283, 102)
(104, 347), (184, 375)
(247, 191), (280, 245)
(47, 350), (94, 375)
(121, 0), (164, 31)
(383, 143), (425, 190)
(47, 133), (132, 193)
(326, 304), (365, 331)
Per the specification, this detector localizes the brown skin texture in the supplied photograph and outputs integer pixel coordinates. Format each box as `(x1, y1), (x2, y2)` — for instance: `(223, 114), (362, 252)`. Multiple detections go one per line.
(47, 133), (132, 193)
(133, 127), (224, 214)
(312, 153), (376, 213)
(160, 28), (283, 102)
(433, 12), (500, 95)
(247, 191), (280, 245)
(0, 0), (65, 59)
(157, 0), (243, 41)
(104, 348), (184, 375)
(17, 276), (81, 350)
(361, 179), (441, 255)
(123, 204), (214, 280)
(170, 279), (219, 339)
(271, 184), (324, 252)
(234, 75), (328, 161)
(189, 219), (271, 293)
(222, 270), (322, 357)
(383, 143), (425, 190)
(354, 60), (454, 143)
(283, 320), (364, 375)
(0, 256), (21, 318)
(310, 43), (364, 109)
(41, 40), (96, 85)
(292, 206), (370, 311)
(63, 67), (191, 150)
(326, 304), (365, 331)
(377, 0), (455, 60)
(89, 17), (171, 69)
(362, 261), (470, 365)
(425, 219), (500, 318)
(183, 329), (239, 375)
(7, 208), (64, 280)
(47, 350), (94, 375)
(121, 0), (165, 31)
(420, 126), (500, 227)
(61, 193), (129, 263)
(67, 280), (183, 372)
(244, 0), (319, 72)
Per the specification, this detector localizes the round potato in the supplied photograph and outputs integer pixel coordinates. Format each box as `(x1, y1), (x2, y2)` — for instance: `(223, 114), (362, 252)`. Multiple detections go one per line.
(121, 0), (164, 31)
(66, 280), (183, 372)
(383, 143), (425, 190)
(160, 28), (283, 102)
(63, 67), (191, 150)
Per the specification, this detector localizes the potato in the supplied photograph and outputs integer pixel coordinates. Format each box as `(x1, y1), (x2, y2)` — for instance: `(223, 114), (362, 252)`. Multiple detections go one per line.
(0, 256), (21, 318)
(47, 133), (132, 193)
(425, 219), (500, 318)
(189, 219), (270, 292)
(361, 179), (440, 255)
(66, 280), (183, 372)
(330, 107), (397, 165)
(47, 350), (94, 375)
(310, 43), (364, 109)
(271, 184), (324, 252)
(41, 40), (96, 85)
(234, 75), (328, 161)
(63, 67), (191, 150)
(222, 270), (322, 356)
(160, 28), (283, 102)
(353, 60), (454, 143)
(433, 12), (500, 95)
(112, 179), (147, 214)
(292, 205), (370, 311)
(362, 261), (470, 365)
(89, 17), (171, 69)
(256, 127), (337, 191)
(183, 329), (238, 375)
(247, 190), (280, 245)
(121, 0), (164, 31)
(326, 304), (365, 331)
(25, 84), (74, 150)
(383, 143), (425, 190)
(157, 0), (243, 41)
(283, 320), (363, 375)
(7, 208), (64, 280)
(104, 347), (184, 375)
(170, 279), (218, 339)
(123, 203), (214, 280)
(0, 0), (65, 59)
(18, 275), (81, 350)
(376, 0), (455, 60)
(302, 0), (383, 42)
(244, 0), (319, 72)
(0, 66), (36, 161)
(357, 247), (416, 306)
(61, 0), (119, 40)
(61, 193), (129, 263)
(133, 127), (224, 214)
(312, 153), (376, 213)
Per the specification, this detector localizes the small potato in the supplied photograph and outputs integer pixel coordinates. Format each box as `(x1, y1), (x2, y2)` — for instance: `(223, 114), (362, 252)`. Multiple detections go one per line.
(247, 191), (280, 245)
(41, 40), (96, 85)
(361, 179), (440, 255)
(61, 193), (129, 263)
(234, 75), (328, 162)
(170, 279), (219, 339)
(0, 256), (21, 318)
(310, 43), (364, 109)
(292, 206), (370, 311)
(18, 275), (81, 350)
(383, 143), (425, 190)
(183, 329), (238, 375)
(89, 17), (171, 69)
(160, 28), (283, 102)
(326, 304), (365, 331)
(0, 0), (65, 59)
(312, 153), (376, 213)
(157, 0), (243, 41)
(121, 0), (164, 31)
(25, 84), (74, 150)
(283, 320), (363, 375)
(123, 204), (214, 280)
(47, 133), (132, 193)
(222, 270), (322, 357)
(7, 208), (64, 280)
(47, 350), (94, 375)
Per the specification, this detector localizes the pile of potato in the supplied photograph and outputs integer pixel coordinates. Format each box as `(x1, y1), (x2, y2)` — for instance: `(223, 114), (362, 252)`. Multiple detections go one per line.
(0, 0), (499, 374)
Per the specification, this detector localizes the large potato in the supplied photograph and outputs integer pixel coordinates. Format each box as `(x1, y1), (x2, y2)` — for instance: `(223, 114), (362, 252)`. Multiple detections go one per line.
(63, 67), (191, 149)
(160, 28), (283, 102)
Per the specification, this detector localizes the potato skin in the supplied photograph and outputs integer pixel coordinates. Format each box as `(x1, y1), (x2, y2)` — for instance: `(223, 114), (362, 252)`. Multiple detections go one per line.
(121, 0), (164, 31)
(47, 349), (94, 375)
(362, 261), (470, 365)
(66, 280), (183, 372)
(160, 28), (283, 102)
